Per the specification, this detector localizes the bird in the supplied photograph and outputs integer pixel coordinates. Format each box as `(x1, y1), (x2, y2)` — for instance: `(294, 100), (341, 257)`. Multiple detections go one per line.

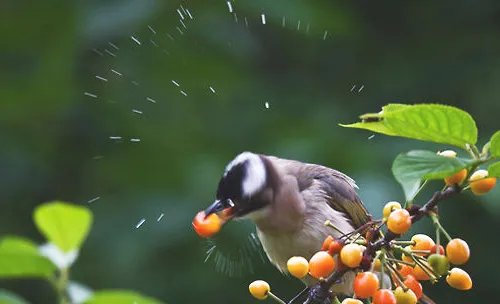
(204, 152), (373, 296)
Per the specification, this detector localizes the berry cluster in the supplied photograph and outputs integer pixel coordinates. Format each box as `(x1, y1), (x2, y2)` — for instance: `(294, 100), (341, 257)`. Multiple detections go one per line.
(244, 149), (496, 304)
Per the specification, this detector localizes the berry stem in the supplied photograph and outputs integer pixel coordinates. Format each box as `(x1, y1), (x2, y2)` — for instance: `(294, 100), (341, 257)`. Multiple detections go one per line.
(380, 249), (386, 289)
(435, 226), (441, 254)
(411, 255), (438, 282)
(385, 257), (414, 266)
(391, 240), (415, 246)
(268, 291), (287, 304)
(430, 212), (452, 242)
(370, 250), (383, 273)
(324, 220), (347, 236)
(385, 262), (407, 291)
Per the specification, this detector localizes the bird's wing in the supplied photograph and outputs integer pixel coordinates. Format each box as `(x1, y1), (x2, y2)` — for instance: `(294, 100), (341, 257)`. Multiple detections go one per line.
(298, 164), (372, 229)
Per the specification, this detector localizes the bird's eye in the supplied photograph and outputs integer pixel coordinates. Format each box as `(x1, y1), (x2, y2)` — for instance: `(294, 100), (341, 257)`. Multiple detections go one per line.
(226, 199), (235, 207)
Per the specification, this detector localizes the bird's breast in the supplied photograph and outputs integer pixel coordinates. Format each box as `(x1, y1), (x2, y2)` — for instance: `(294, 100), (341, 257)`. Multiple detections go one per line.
(256, 203), (355, 273)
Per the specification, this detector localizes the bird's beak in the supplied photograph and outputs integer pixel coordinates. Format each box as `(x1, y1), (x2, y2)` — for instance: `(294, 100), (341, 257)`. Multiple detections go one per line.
(205, 199), (236, 222)
(205, 200), (226, 216)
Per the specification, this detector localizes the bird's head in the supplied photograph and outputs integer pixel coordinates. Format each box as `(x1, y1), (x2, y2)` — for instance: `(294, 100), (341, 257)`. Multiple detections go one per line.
(205, 152), (271, 222)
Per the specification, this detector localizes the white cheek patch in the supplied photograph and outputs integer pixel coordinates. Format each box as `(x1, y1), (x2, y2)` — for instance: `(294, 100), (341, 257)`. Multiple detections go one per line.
(225, 152), (267, 197)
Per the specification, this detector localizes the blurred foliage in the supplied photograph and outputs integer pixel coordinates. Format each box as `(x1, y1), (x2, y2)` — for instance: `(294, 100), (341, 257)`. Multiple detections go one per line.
(1, 0), (500, 303)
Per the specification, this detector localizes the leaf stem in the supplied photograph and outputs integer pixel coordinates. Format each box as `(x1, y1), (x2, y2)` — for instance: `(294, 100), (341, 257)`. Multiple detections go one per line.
(407, 180), (428, 207)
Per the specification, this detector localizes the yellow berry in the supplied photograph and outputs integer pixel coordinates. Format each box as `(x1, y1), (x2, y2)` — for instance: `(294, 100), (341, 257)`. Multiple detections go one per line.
(249, 280), (270, 300)
(340, 243), (364, 268)
(383, 201), (402, 219)
(341, 298), (363, 304)
(394, 286), (417, 304)
(287, 256), (309, 278)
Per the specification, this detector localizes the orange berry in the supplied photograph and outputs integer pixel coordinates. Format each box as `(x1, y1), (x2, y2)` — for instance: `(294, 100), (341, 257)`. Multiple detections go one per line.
(321, 235), (334, 251)
(248, 280), (270, 299)
(394, 286), (417, 304)
(446, 238), (470, 265)
(446, 268), (472, 290)
(413, 261), (431, 281)
(340, 243), (364, 268)
(410, 234), (435, 255)
(309, 251), (336, 279)
(192, 211), (222, 238)
(328, 239), (344, 255)
(341, 298), (363, 304)
(398, 264), (415, 278)
(372, 289), (396, 304)
(287, 256), (309, 279)
(469, 169), (496, 195)
(439, 150), (467, 185)
(353, 271), (379, 298)
(403, 275), (423, 299)
(383, 201), (402, 219)
(387, 209), (412, 234)
(444, 169), (467, 186)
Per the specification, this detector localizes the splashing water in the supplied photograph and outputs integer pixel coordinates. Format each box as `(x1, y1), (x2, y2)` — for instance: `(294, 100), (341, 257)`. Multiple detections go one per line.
(204, 231), (267, 277)
(84, 2), (337, 275)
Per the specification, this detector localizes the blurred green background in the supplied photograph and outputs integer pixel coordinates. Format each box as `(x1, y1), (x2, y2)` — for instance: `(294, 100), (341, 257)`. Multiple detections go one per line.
(1, 0), (500, 303)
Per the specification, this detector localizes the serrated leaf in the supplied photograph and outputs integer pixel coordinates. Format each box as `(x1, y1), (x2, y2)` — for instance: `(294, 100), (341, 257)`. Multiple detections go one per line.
(490, 131), (500, 157)
(488, 162), (500, 178)
(0, 289), (30, 304)
(392, 150), (475, 200)
(339, 121), (398, 136)
(33, 201), (93, 253)
(84, 290), (163, 304)
(341, 104), (478, 148)
(0, 237), (56, 278)
(385, 104), (477, 148)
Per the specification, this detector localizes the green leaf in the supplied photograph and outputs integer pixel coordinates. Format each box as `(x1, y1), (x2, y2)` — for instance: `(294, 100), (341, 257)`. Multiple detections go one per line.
(0, 237), (56, 278)
(33, 201), (93, 253)
(84, 290), (164, 304)
(0, 289), (30, 304)
(490, 131), (500, 157)
(392, 150), (475, 200)
(0, 236), (39, 254)
(488, 161), (500, 178)
(341, 104), (478, 148)
(339, 120), (398, 136)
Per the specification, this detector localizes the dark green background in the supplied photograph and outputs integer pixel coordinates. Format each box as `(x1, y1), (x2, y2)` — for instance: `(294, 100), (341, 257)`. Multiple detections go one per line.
(1, 1), (499, 303)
